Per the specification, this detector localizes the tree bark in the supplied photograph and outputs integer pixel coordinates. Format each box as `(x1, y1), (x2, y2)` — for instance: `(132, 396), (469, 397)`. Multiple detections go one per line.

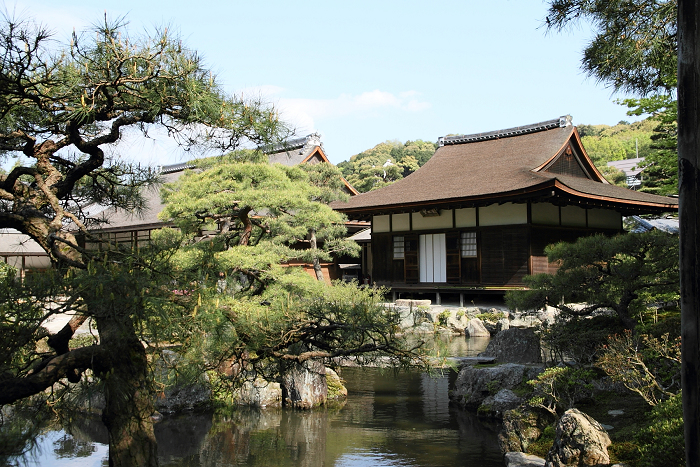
(677, 1), (700, 465)
(309, 229), (325, 282)
(97, 313), (159, 467)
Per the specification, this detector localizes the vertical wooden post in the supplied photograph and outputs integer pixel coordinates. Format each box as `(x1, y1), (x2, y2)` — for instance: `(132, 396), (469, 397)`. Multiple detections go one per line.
(678, 1), (700, 465)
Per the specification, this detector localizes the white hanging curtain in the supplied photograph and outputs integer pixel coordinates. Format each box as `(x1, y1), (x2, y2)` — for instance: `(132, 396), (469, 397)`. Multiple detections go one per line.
(419, 233), (446, 283)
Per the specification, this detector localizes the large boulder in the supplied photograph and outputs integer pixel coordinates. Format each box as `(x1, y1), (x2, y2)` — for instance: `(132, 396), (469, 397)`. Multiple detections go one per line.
(326, 367), (347, 401)
(479, 328), (542, 364)
(466, 318), (491, 337)
(499, 406), (556, 453)
(545, 408), (611, 467)
(231, 377), (282, 408)
(479, 388), (523, 418)
(505, 452), (546, 467)
(281, 359), (328, 409)
(450, 363), (543, 410)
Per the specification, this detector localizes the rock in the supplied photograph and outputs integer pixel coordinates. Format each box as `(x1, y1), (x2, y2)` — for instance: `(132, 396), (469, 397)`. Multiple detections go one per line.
(154, 349), (212, 413)
(505, 451), (546, 467)
(497, 318), (511, 333)
(499, 406), (556, 453)
(394, 304), (431, 329)
(156, 382), (212, 414)
(395, 299), (431, 307)
(326, 367), (347, 400)
(479, 388), (523, 418)
(281, 359), (327, 409)
(545, 408), (611, 467)
(479, 328), (542, 364)
(510, 314), (544, 329)
(231, 377), (282, 407)
(536, 306), (558, 326)
(607, 410), (624, 417)
(466, 318), (490, 337)
(450, 363), (544, 410)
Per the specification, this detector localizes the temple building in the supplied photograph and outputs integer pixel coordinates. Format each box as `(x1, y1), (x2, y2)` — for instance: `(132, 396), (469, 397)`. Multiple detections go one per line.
(332, 116), (678, 304)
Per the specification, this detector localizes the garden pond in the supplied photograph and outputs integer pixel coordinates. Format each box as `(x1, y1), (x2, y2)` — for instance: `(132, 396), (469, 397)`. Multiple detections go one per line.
(6, 335), (505, 467)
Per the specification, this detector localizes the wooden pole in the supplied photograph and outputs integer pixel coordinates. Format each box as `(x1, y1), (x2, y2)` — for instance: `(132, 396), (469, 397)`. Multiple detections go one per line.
(678, 1), (700, 465)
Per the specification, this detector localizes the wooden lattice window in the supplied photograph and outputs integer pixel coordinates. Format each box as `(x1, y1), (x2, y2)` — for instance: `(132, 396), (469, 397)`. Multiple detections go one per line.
(461, 231), (477, 257)
(393, 236), (405, 259)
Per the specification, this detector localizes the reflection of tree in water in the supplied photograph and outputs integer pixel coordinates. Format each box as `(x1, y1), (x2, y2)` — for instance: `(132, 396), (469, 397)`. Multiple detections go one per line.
(53, 433), (96, 459)
(155, 412), (213, 465)
(195, 407), (334, 467)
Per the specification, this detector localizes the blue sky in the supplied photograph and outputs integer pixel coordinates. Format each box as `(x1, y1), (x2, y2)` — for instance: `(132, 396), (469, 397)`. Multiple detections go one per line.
(11, 1), (638, 165)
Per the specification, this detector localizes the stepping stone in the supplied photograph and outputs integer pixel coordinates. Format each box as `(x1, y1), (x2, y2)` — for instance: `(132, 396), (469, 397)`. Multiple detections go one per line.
(607, 410), (624, 416)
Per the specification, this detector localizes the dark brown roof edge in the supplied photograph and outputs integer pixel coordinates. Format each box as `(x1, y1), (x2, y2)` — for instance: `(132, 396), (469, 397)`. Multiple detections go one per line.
(439, 115), (572, 146)
(335, 178), (678, 215)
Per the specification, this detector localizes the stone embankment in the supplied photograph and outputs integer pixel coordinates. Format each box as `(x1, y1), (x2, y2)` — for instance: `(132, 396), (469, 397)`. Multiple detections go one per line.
(390, 299), (556, 335)
(450, 327), (545, 419)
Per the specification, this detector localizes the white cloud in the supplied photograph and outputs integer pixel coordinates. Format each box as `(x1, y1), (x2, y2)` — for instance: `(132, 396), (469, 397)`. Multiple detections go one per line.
(242, 87), (431, 134)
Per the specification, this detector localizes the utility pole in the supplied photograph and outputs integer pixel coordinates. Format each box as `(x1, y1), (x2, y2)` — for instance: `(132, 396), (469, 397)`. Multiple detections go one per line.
(677, 1), (700, 465)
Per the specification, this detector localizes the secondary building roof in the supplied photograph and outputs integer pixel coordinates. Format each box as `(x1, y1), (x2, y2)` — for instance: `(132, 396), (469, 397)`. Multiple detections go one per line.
(93, 134), (359, 232)
(333, 116), (678, 218)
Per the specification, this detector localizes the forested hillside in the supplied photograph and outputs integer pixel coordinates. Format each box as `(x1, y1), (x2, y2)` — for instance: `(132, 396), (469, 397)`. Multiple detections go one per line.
(337, 140), (437, 193)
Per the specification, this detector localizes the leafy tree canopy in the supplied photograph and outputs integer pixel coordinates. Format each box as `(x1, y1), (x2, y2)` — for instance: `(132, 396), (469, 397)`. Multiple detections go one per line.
(338, 139), (437, 192)
(545, 0), (677, 95)
(0, 14), (419, 467)
(506, 231), (679, 330)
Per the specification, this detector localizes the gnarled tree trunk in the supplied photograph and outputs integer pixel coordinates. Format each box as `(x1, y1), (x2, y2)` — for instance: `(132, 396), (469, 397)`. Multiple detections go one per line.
(97, 313), (158, 467)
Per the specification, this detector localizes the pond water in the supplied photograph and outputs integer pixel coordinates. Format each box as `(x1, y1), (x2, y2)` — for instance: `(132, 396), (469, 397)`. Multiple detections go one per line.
(7, 336), (504, 467)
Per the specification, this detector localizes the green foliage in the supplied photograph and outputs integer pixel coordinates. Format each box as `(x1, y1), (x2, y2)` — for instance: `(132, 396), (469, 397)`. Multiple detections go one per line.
(580, 120), (656, 165)
(527, 425), (556, 458)
(527, 366), (597, 416)
(437, 310), (450, 327)
(485, 380), (500, 396)
(541, 315), (625, 365)
(178, 281), (422, 387)
(475, 311), (505, 322)
(506, 231), (679, 329)
(608, 441), (642, 465)
(597, 330), (681, 405)
(597, 164), (628, 187)
(160, 161), (359, 278)
(545, 0), (677, 95)
(635, 392), (684, 467)
(338, 139), (437, 192)
(619, 95), (678, 195)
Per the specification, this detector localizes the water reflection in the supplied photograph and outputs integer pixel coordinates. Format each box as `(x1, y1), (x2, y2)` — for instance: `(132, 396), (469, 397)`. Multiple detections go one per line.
(7, 336), (503, 467)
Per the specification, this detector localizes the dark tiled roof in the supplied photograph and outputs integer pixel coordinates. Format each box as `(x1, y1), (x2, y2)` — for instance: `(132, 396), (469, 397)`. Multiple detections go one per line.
(91, 170), (182, 231)
(333, 120), (677, 215)
(265, 133), (325, 166)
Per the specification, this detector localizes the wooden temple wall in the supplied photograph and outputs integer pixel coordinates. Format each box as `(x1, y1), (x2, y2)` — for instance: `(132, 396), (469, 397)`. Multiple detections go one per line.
(370, 202), (623, 288)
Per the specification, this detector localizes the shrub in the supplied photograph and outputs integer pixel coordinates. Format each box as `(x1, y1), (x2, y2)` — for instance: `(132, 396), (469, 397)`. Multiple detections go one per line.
(527, 366), (597, 416)
(437, 310), (450, 327)
(636, 392), (684, 467)
(597, 330), (680, 406)
(527, 425), (556, 458)
(542, 315), (625, 364)
(475, 311), (505, 322)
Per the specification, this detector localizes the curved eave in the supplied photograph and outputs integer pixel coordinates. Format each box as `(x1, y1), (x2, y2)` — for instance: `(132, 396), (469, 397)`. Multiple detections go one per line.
(551, 180), (678, 212)
(335, 178), (678, 218)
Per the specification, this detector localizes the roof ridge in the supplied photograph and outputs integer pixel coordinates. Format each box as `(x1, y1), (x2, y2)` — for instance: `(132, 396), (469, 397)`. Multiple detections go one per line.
(260, 133), (322, 154)
(159, 162), (196, 174)
(439, 115), (572, 146)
